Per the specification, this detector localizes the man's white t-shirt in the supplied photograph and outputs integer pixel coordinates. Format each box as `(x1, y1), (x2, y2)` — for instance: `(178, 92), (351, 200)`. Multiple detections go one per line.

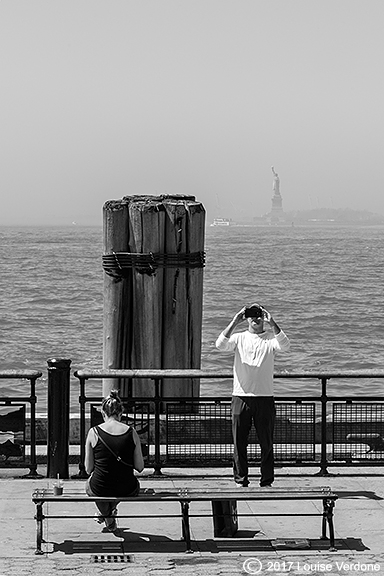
(215, 330), (290, 396)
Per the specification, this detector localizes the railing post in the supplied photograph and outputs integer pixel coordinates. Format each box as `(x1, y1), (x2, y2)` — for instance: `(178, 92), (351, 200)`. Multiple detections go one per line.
(316, 377), (330, 476)
(47, 358), (71, 479)
(24, 375), (43, 478)
(153, 377), (163, 476)
(72, 373), (88, 479)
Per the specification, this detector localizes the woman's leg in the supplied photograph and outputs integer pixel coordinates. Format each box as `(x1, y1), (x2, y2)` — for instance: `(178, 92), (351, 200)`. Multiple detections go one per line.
(100, 482), (139, 529)
(85, 478), (118, 528)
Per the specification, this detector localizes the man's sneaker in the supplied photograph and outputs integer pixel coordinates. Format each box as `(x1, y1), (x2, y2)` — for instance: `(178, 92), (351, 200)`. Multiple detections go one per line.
(235, 481), (249, 488)
(259, 483), (272, 488)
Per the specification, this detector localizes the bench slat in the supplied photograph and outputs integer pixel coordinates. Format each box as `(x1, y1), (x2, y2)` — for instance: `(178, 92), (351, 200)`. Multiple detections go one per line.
(32, 486), (337, 503)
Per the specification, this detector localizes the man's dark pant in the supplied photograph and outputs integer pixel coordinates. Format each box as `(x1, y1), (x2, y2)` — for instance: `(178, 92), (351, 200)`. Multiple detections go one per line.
(232, 396), (276, 486)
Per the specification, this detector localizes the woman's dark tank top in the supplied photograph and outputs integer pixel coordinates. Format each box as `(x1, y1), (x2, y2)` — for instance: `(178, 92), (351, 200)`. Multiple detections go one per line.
(89, 425), (139, 497)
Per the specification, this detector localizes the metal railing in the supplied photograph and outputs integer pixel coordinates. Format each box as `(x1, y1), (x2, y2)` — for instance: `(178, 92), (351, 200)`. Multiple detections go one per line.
(74, 369), (384, 477)
(0, 370), (43, 477)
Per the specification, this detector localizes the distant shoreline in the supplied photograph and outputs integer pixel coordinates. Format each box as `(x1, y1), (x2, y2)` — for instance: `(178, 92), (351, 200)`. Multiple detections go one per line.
(208, 221), (384, 228)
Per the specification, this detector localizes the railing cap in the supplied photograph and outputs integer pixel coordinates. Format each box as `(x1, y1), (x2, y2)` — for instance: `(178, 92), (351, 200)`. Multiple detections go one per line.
(73, 368), (384, 379)
(0, 370), (42, 379)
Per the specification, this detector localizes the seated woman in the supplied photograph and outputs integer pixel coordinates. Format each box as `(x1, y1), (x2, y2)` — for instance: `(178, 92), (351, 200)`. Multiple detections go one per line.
(85, 389), (144, 532)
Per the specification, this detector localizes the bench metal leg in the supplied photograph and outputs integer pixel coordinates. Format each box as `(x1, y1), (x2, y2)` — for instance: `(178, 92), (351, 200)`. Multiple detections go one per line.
(180, 501), (193, 553)
(322, 498), (337, 551)
(34, 502), (45, 555)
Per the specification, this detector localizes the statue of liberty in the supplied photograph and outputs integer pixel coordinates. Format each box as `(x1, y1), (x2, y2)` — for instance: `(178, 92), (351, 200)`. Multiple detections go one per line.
(271, 166), (280, 195)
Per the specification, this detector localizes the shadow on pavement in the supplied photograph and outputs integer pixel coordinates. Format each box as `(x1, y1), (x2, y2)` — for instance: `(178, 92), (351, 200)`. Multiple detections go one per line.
(214, 537), (369, 552)
(53, 531), (191, 555)
(51, 533), (369, 555)
(336, 490), (383, 500)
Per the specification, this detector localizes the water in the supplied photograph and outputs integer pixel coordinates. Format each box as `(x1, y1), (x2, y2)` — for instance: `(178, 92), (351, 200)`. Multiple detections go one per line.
(204, 224), (384, 398)
(1, 224), (384, 410)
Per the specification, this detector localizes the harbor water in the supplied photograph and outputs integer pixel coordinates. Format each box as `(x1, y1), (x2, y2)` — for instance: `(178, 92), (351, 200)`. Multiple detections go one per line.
(1, 223), (384, 410)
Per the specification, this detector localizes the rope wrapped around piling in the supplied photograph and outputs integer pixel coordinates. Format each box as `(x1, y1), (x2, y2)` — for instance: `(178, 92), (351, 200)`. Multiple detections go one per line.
(102, 251), (206, 278)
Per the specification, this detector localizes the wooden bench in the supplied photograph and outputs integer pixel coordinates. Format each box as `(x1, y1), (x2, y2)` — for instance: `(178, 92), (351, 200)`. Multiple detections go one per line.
(32, 486), (338, 554)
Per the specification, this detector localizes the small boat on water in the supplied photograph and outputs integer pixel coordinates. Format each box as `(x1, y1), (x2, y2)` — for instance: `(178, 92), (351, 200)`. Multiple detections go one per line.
(210, 218), (231, 226)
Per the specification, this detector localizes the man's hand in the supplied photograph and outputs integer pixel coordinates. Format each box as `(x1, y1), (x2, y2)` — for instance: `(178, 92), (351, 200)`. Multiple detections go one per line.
(261, 306), (281, 335)
(233, 306), (247, 325)
(262, 307), (272, 323)
(222, 306), (246, 339)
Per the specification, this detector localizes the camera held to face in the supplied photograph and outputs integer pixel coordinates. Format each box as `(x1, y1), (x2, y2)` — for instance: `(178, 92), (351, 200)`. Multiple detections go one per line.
(244, 305), (263, 319)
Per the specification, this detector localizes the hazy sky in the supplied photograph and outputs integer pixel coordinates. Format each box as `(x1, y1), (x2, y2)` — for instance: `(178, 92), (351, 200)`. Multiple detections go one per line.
(1, 0), (384, 225)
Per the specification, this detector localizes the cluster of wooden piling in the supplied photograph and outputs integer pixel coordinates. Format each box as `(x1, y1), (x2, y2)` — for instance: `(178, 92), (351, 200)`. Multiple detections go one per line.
(102, 195), (205, 400)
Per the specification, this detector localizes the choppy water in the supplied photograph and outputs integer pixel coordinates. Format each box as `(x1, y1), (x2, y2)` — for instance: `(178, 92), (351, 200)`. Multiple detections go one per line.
(1, 224), (384, 410)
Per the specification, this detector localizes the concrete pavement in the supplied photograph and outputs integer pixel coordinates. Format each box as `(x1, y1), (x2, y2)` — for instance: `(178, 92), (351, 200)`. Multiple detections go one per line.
(0, 465), (383, 575)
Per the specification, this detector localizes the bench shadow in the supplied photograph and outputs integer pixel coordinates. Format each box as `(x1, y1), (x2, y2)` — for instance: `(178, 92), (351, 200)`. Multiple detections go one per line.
(53, 529), (191, 555)
(336, 490), (383, 500)
(52, 531), (369, 555)
(214, 536), (369, 553)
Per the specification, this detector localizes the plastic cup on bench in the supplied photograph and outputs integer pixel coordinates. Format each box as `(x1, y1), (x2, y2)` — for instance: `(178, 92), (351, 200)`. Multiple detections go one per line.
(53, 483), (63, 496)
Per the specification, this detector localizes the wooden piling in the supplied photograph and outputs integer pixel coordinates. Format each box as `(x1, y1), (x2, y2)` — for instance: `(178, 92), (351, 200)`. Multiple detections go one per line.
(102, 194), (205, 402)
(162, 196), (205, 398)
(102, 200), (131, 397)
(128, 197), (165, 398)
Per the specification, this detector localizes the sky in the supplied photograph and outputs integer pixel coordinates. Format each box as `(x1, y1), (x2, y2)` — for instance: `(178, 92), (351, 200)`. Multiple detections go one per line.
(1, 0), (384, 226)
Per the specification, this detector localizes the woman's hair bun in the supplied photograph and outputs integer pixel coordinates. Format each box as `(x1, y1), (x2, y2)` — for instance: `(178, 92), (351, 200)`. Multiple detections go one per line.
(102, 389), (123, 417)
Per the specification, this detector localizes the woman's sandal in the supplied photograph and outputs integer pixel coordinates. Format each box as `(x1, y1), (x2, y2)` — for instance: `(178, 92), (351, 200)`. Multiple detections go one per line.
(104, 519), (118, 532)
(103, 508), (118, 532)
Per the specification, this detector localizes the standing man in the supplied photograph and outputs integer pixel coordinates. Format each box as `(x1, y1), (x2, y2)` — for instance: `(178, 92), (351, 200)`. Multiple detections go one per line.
(216, 303), (290, 488)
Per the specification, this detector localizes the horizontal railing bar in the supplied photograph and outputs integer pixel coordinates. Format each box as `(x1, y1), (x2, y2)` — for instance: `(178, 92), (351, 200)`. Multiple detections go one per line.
(75, 369), (232, 379)
(0, 397), (34, 403)
(318, 396), (384, 401)
(77, 395), (384, 403)
(1, 368), (384, 380)
(0, 370), (42, 379)
(74, 368), (384, 379)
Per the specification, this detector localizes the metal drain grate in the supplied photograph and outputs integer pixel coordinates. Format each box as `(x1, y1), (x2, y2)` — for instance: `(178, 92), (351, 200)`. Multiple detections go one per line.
(272, 538), (310, 550)
(91, 554), (134, 563)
